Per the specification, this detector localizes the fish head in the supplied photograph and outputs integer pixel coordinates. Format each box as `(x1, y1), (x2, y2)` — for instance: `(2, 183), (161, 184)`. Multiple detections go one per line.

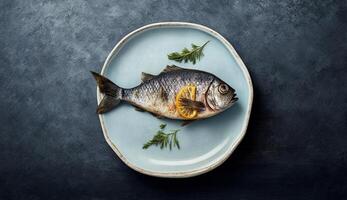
(206, 79), (238, 112)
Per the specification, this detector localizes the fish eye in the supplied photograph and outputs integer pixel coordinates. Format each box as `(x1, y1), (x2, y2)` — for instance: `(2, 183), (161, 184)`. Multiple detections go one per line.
(218, 84), (229, 94)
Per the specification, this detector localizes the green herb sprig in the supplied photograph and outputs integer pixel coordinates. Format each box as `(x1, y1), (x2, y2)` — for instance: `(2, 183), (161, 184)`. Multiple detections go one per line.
(168, 41), (210, 64)
(143, 124), (180, 150)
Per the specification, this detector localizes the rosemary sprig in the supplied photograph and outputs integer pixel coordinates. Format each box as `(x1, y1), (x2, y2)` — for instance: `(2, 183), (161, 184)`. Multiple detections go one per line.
(168, 41), (210, 64)
(143, 124), (180, 150)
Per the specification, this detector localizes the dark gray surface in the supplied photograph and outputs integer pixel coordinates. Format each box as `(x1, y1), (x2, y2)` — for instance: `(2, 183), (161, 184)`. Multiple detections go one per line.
(1, 0), (347, 199)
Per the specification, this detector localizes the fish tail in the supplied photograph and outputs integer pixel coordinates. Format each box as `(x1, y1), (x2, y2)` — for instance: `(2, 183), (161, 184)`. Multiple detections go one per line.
(91, 71), (123, 114)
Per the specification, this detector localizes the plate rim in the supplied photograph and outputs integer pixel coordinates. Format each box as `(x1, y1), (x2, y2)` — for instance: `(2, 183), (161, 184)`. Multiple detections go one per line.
(96, 22), (254, 178)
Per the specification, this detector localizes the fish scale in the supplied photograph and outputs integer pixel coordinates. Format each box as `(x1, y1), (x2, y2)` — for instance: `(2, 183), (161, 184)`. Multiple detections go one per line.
(92, 65), (238, 120)
(122, 68), (215, 119)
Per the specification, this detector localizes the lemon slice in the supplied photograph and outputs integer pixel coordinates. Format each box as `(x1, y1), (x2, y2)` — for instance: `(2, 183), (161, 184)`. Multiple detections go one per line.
(175, 84), (197, 119)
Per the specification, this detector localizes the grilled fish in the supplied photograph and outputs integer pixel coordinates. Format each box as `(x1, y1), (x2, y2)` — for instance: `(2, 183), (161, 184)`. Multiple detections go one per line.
(91, 65), (238, 121)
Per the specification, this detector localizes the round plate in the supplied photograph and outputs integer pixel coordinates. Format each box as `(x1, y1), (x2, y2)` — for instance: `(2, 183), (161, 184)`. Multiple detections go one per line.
(97, 22), (253, 178)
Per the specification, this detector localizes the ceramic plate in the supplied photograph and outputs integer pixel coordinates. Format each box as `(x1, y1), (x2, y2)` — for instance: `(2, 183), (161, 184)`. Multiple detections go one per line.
(97, 22), (253, 178)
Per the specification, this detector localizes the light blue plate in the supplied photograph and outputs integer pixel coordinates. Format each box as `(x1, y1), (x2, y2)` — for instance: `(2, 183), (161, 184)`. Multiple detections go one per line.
(97, 22), (253, 178)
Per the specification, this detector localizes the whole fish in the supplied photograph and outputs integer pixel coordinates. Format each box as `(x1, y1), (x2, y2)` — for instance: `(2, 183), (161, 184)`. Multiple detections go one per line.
(91, 65), (238, 121)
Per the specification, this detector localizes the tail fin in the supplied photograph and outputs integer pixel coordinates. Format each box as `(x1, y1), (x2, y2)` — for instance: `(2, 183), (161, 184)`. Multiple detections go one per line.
(91, 71), (122, 114)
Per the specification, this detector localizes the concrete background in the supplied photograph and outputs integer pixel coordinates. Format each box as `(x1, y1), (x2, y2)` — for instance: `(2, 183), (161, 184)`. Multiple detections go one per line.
(1, 0), (346, 199)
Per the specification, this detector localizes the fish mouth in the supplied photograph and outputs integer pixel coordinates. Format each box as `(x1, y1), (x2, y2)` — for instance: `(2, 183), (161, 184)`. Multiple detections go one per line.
(229, 93), (238, 104)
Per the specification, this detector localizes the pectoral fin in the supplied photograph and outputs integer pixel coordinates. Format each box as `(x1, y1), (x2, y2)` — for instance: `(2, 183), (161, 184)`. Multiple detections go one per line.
(178, 98), (205, 112)
(133, 106), (145, 112)
(181, 120), (196, 126)
(151, 113), (164, 119)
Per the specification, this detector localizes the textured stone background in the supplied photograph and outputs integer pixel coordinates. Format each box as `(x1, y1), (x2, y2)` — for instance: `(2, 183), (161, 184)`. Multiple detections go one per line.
(1, 0), (347, 199)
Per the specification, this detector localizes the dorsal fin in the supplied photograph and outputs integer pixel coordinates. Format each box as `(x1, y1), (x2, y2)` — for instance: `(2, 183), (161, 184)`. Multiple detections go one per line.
(141, 72), (156, 82)
(162, 65), (184, 73)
